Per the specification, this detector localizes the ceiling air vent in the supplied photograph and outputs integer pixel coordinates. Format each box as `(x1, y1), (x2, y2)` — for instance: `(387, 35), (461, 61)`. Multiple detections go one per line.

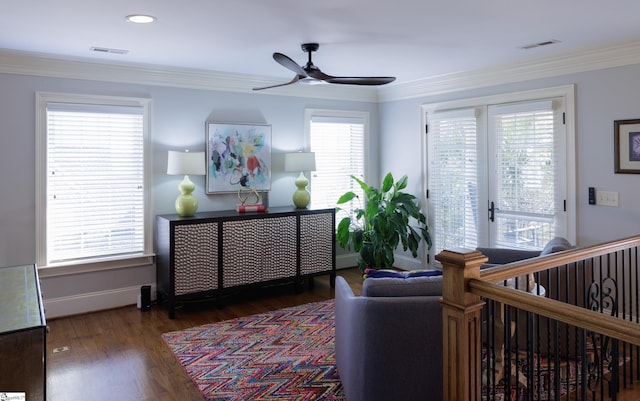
(90, 47), (129, 55)
(520, 39), (561, 50)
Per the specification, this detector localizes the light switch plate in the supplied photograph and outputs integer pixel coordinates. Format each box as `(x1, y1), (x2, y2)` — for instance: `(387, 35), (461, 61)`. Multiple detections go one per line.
(595, 190), (619, 207)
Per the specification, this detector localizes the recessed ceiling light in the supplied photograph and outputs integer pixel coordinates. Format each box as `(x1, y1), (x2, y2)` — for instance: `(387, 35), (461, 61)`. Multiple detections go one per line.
(126, 14), (156, 24)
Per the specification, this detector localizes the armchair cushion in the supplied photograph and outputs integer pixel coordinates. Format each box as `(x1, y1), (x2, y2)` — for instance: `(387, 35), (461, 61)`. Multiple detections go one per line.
(476, 236), (573, 266)
(362, 275), (442, 297)
(363, 268), (442, 279)
(539, 236), (573, 255)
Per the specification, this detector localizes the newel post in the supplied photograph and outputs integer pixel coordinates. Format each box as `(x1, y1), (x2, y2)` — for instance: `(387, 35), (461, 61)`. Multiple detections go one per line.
(437, 248), (488, 401)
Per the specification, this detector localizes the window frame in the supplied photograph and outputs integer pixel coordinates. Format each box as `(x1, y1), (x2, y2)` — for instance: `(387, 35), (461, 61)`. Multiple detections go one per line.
(421, 85), (576, 264)
(35, 92), (153, 277)
(304, 108), (371, 218)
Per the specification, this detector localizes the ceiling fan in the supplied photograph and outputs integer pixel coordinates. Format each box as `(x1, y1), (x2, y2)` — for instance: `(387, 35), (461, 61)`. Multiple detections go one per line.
(252, 43), (396, 91)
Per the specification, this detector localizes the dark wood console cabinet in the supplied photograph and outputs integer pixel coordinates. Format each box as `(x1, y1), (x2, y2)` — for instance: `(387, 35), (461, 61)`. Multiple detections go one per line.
(0, 264), (47, 401)
(155, 207), (336, 318)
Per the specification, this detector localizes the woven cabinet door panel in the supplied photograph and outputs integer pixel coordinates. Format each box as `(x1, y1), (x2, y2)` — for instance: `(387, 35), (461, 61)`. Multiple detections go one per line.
(300, 213), (333, 274)
(174, 222), (219, 295)
(261, 216), (297, 280)
(222, 216), (297, 286)
(222, 219), (264, 287)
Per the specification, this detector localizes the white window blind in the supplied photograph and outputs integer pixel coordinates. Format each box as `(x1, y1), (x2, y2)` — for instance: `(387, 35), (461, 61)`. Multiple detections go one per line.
(489, 100), (557, 249)
(45, 103), (145, 264)
(427, 108), (479, 256)
(308, 114), (366, 222)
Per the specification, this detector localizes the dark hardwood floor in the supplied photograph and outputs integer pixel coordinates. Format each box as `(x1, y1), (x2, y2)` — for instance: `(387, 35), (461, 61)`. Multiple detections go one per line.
(46, 267), (640, 401)
(45, 268), (363, 401)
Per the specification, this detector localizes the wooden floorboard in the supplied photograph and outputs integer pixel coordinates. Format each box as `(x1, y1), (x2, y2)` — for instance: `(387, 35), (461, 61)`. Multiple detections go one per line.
(45, 268), (363, 401)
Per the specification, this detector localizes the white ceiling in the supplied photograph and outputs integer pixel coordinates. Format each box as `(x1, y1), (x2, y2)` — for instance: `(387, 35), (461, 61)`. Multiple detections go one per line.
(3, 0), (640, 87)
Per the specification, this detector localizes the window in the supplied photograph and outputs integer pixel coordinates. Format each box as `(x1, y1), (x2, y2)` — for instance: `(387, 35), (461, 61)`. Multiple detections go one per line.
(305, 109), (368, 223)
(36, 93), (152, 271)
(424, 86), (576, 263)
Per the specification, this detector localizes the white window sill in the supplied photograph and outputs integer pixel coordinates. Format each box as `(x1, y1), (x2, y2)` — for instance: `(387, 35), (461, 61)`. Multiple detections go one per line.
(37, 254), (155, 278)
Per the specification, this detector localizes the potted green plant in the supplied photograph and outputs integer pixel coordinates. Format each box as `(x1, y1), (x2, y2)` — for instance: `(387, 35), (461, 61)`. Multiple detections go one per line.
(336, 172), (431, 272)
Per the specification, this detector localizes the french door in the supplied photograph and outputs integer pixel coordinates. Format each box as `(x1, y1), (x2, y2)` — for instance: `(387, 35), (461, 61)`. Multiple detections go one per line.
(424, 90), (573, 264)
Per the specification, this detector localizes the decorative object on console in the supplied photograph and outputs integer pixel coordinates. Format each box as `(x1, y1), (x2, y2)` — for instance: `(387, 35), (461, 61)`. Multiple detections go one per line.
(284, 151), (316, 208)
(206, 122), (271, 193)
(260, 191), (269, 210)
(167, 150), (205, 217)
(614, 118), (640, 173)
(336, 172), (431, 272)
(236, 186), (265, 213)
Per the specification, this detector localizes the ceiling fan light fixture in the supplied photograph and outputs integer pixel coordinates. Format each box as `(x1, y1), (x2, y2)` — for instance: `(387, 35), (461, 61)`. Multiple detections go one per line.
(126, 14), (156, 24)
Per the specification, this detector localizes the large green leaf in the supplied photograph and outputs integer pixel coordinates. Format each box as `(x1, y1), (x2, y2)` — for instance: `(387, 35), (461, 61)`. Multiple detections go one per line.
(381, 172), (394, 193)
(336, 217), (352, 248)
(337, 191), (357, 204)
(395, 174), (408, 191)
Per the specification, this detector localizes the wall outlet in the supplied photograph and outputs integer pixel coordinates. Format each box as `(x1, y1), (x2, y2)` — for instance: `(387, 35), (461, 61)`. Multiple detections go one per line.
(595, 190), (619, 207)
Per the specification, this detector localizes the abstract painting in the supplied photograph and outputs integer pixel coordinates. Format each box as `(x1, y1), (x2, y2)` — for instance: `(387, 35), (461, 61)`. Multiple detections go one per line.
(206, 122), (271, 193)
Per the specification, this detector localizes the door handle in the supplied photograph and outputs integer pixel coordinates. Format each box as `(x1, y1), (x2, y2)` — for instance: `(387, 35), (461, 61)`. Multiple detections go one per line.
(488, 201), (495, 222)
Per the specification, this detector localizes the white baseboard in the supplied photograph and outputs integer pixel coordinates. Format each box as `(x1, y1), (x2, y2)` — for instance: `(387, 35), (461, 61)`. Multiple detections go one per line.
(44, 284), (156, 319)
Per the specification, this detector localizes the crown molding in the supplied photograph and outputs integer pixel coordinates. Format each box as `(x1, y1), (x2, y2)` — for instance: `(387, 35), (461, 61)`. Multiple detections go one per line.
(0, 48), (380, 102)
(3, 40), (640, 104)
(378, 40), (640, 102)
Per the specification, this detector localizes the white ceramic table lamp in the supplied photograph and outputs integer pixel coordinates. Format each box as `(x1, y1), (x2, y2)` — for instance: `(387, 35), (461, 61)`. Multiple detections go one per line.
(167, 150), (205, 216)
(284, 152), (316, 209)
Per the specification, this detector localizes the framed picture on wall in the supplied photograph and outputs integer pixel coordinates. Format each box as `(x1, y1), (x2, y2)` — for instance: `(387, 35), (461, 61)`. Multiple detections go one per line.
(614, 119), (640, 174)
(205, 122), (272, 193)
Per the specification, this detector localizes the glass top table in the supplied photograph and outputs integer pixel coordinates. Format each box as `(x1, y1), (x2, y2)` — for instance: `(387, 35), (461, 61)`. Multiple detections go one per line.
(0, 264), (46, 333)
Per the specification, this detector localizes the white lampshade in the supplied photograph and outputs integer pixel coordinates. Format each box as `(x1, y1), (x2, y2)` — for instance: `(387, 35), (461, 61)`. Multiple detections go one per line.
(167, 150), (205, 176)
(284, 152), (316, 172)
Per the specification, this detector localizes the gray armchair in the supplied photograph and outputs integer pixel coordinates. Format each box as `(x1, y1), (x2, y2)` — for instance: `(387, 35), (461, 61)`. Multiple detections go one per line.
(477, 236), (583, 358)
(477, 236), (573, 267)
(334, 274), (443, 401)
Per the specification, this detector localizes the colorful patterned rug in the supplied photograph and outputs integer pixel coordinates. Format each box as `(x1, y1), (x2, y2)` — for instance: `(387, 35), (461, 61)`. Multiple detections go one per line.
(162, 300), (345, 401)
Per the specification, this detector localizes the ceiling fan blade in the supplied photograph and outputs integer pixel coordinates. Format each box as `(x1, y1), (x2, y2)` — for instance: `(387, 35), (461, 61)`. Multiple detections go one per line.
(273, 52), (307, 77)
(307, 68), (395, 85)
(324, 76), (396, 85)
(252, 74), (301, 91)
(305, 68), (333, 82)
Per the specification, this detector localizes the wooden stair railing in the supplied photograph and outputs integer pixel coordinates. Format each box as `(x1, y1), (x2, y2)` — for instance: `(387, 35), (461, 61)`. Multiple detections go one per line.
(438, 235), (640, 401)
